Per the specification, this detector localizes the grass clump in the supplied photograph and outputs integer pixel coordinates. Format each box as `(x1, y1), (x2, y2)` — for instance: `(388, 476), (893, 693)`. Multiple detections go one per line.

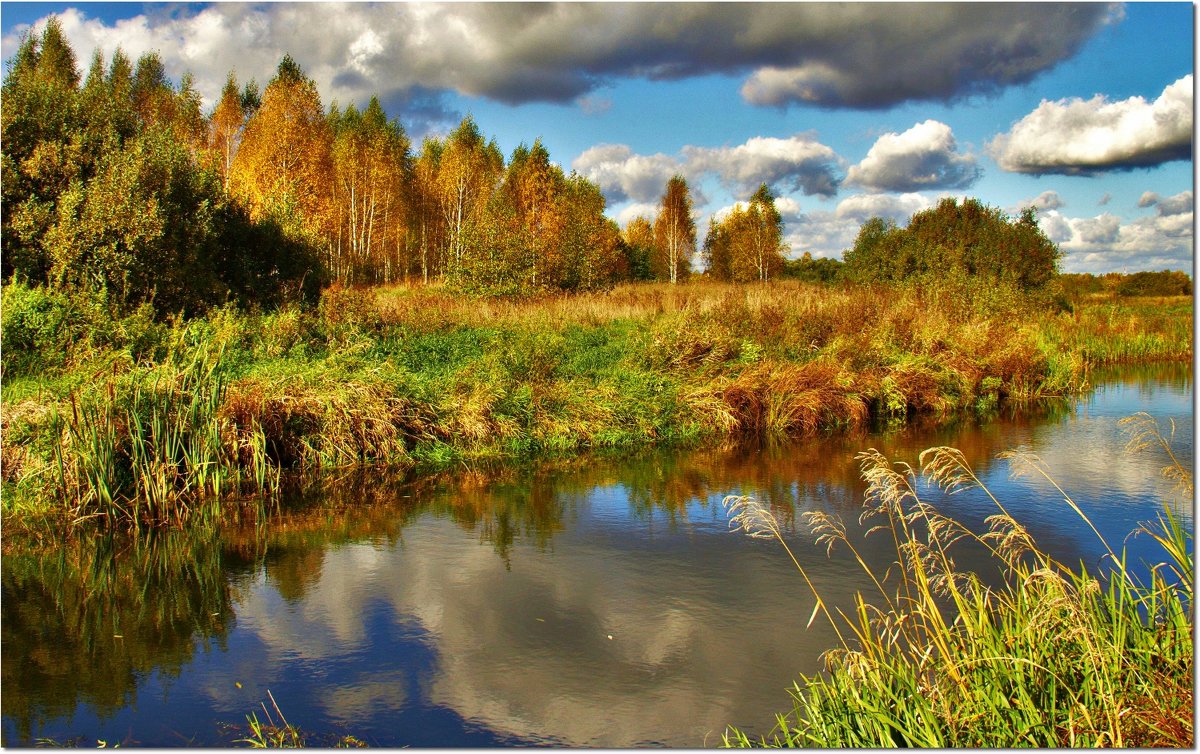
(722, 414), (1193, 748)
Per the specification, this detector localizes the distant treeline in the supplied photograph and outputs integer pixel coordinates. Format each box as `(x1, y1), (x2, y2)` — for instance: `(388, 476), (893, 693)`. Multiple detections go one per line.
(1059, 270), (1193, 298)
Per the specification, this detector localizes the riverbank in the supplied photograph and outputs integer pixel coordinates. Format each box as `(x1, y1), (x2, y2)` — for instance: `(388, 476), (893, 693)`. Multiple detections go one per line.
(1, 279), (1192, 531)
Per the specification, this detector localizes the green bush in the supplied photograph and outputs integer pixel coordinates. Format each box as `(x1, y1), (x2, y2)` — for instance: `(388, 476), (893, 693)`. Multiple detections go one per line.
(2, 279), (79, 374)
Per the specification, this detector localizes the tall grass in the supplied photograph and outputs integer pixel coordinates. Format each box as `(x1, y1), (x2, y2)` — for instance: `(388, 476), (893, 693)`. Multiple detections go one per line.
(722, 414), (1193, 748)
(2, 281), (1191, 532)
(34, 328), (277, 529)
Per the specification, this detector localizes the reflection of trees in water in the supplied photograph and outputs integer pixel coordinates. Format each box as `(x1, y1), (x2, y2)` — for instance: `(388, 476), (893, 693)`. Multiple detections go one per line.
(0, 382), (1142, 741)
(1, 532), (233, 742)
(220, 397), (1089, 582)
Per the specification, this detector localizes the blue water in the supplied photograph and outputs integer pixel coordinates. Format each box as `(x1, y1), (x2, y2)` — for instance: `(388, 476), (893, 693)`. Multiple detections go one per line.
(2, 363), (1192, 747)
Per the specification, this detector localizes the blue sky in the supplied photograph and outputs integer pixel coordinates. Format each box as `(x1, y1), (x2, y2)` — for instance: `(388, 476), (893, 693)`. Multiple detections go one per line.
(2, 2), (1193, 273)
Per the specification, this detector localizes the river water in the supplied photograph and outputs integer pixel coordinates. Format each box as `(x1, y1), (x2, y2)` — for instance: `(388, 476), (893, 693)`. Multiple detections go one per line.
(2, 363), (1192, 747)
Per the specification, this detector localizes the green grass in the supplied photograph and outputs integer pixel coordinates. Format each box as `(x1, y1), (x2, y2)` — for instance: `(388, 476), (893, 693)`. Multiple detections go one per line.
(1, 279), (1192, 531)
(721, 413), (1193, 748)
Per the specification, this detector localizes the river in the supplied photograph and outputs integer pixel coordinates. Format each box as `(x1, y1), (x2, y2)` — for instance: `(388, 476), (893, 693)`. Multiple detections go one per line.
(2, 362), (1192, 747)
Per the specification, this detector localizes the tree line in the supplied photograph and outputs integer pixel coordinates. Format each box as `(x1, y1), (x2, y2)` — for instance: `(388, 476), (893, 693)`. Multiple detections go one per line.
(2, 20), (797, 318)
(4, 19), (1071, 321)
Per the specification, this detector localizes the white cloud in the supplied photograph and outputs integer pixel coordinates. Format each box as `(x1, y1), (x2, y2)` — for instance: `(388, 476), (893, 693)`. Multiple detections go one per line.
(782, 209), (861, 260)
(835, 193), (931, 223)
(682, 134), (841, 198)
(989, 75), (1194, 174)
(613, 202), (659, 228)
(574, 134), (841, 207)
(845, 120), (979, 192)
(1137, 190), (1193, 217)
(773, 196), (804, 223)
(571, 145), (682, 204)
(1020, 191), (1065, 211)
(1041, 209), (1194, 273)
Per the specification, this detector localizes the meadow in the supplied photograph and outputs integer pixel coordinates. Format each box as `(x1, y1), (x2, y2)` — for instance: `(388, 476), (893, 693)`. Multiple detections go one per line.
(1, 278), (1192, 532)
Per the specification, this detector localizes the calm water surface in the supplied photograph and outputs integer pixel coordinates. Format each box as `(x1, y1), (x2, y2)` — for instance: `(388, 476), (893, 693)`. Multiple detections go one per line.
(2, 363), (1192, 747)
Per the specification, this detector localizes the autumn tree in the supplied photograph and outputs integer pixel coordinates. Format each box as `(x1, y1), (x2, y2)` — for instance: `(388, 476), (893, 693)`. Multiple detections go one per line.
(652, 175), (695, 284)
(1, 18), (82, 280)
(2, 31), (320, 316)
(412, 138), (445, 283)
(328, 97), (412, 284)
(730, 184), (787, 282)
(228, 54), (333, 245)
(702, 216), (732, 281)
(436, 116), (504, 280)
(205, 72), (245, 188)
(559, 174), (625, 290)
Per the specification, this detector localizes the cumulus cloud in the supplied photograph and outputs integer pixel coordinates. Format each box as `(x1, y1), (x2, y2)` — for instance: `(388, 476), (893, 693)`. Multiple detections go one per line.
(614, 202), (660, 228)
(989, 75), (1194, 174)
(571, 144), (682, 204)
(1021, 191), (1065, 211)
(835, 193), (932, 223)
(1137, 190), (1193, 216)
(845, 120), (980, 192)
(573, 134), (840, 207)
(1040, 209), (1194, 273)
(773, 196), (804, 223)
(682, 134), (841, 197)
(2, 2), (1118, 114)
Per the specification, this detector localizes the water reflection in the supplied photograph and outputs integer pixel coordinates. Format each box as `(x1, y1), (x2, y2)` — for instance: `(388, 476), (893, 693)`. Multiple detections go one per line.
(1, 363), (1192, 746)
(2, 532), (234, 743)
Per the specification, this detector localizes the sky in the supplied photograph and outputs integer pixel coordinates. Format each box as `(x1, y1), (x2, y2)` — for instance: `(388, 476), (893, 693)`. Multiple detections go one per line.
(1, 1), (1194, 273)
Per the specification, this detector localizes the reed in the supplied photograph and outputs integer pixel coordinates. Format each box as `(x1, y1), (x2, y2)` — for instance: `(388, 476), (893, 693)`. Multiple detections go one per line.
(722, 416), (1193, 748)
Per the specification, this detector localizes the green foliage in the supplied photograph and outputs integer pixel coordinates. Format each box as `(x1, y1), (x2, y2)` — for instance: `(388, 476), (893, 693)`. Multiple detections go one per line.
(843, 198), (1061, 291)
(2, 31), (323, 319)
(782, 252), (842, 284)
(1, 280), (78, 373)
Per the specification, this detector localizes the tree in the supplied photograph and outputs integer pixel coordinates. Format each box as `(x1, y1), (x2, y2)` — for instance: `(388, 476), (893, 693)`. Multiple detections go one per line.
(228, 55), (333, 245)
(412, 138), (445, 283)
(621, 215), (655, 281)
(436, 116), (503, 280)
(1, 18), (82, 281)
(842, 198), (1061, 290)
(702, 216), (732, 281)
(733, 184), (786, 282)
(206, 71), (245, 188)
(652, 175), (695, 284)
(328, 97), (412, 284)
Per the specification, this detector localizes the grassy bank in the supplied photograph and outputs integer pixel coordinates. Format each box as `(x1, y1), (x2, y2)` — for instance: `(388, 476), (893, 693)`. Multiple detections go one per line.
(1, 279), (1192, 530)
(722, 415), (1193, 747)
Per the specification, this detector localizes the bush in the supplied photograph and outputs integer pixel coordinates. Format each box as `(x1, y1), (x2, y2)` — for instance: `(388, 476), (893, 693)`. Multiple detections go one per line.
(2, 279), (79, 374)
